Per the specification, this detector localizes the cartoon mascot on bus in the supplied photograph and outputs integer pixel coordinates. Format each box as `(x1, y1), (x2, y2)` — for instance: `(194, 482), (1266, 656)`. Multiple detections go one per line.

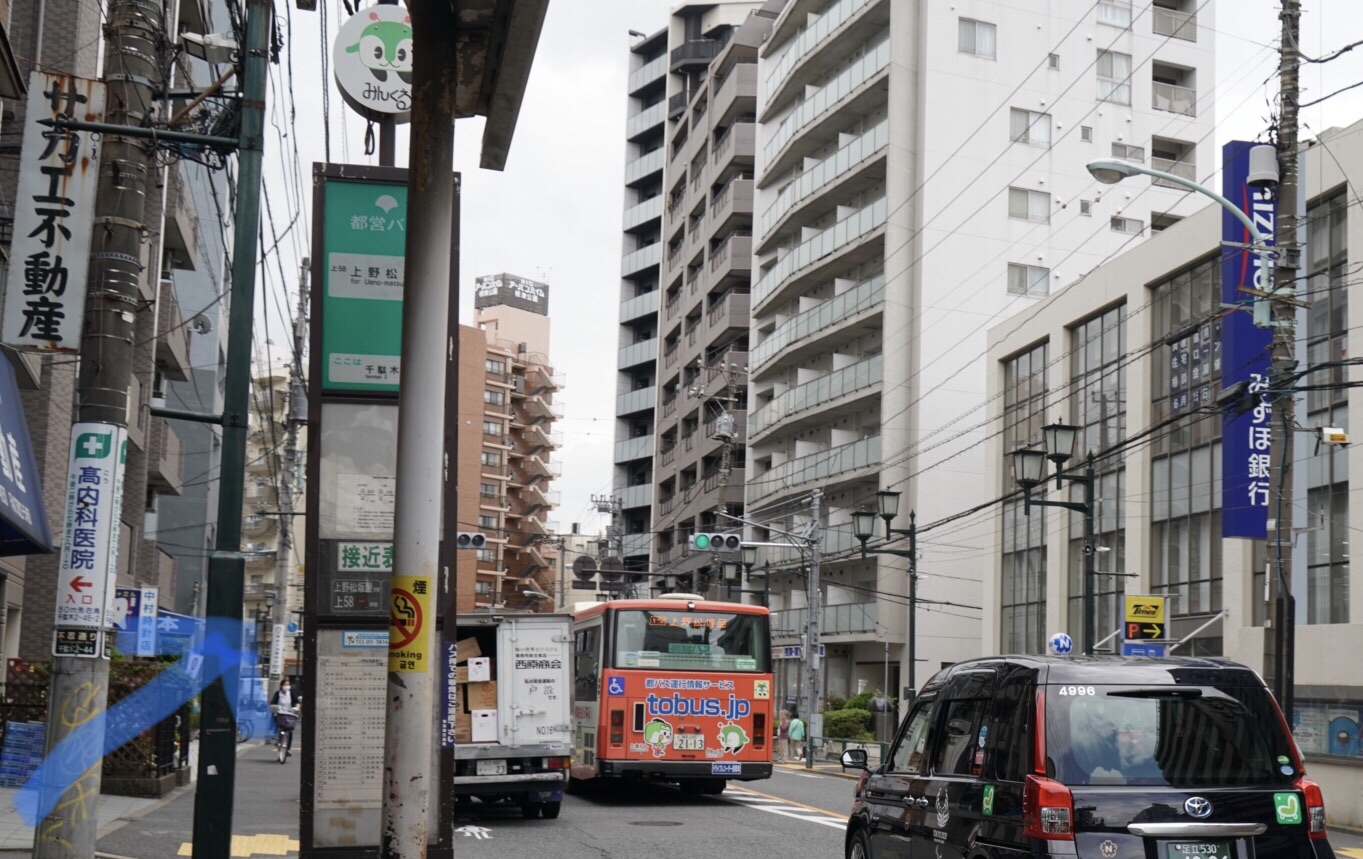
(643, 718), (674, 757)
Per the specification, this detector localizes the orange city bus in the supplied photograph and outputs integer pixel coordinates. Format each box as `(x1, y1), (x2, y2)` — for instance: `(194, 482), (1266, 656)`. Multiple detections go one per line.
(569, 595), (773, 793)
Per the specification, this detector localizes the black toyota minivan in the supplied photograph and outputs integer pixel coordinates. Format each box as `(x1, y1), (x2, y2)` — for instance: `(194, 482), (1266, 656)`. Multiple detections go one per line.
(841, 656), (1334, 859)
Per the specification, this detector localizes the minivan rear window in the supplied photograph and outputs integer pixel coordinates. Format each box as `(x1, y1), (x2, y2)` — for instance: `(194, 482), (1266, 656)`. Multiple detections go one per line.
(1045, 684), (1297, 786)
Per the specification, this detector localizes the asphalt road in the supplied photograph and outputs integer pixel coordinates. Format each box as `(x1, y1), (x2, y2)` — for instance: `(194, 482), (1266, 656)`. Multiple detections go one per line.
(90, 748), (1363, 859)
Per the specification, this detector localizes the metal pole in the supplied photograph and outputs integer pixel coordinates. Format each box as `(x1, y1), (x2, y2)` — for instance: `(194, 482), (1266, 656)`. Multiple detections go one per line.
(382, 0), (457, 854)
(908, 513), (917, 700)
(191, 0), (272, 850)
(1083, 453), (1096, 656)
(1269, 0), (1301, 714)
(269, 262), (309, 678)
(805, 488), (821, 769)
(377, 0), (398, 166)
(37, 0), (163, 853)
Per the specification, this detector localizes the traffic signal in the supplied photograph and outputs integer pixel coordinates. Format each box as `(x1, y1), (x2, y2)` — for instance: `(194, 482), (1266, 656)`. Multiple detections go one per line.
(692, 532), (741, 552)
(454, 532), (487, 549)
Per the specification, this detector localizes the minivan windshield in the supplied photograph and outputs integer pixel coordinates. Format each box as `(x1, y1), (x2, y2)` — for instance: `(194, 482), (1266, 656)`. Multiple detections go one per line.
(1046, 684), (1298, 786)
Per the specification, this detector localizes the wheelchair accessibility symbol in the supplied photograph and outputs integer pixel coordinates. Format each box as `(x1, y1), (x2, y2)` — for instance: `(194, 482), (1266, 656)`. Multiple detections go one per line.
(607, 677), (625, 696)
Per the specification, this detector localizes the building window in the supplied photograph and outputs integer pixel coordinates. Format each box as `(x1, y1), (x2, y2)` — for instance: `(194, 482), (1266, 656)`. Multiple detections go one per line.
(482, 420), (502, 436)
(476, 547), (495, 562)
(958, 18), (996, 59)
(1048, 53), (1060, 70)
(1080, 200), (1093, 216)
(479, 482), (498, 498)
(1001, 502), (1045, 654)
(1080, 126), (1093, 142)
(1010, 108), (1051, 147)
(1112, 142), (1144, 162)
(484, 389), (504, 405)
(1066, 306), (1128, 639)
(478, 515), (498, 530)
(1003, 342), (1048, 453)
(485, 358), (505, 374)
(1007, 263), (1049, 297)
(1110, 216), (1143, 234)
(1008, 187), (1050, 223)
(475, 581), (492, 596)
(1304, 191), (1348, 624)
(1151, 212), (1183, 233)
(1150, 256), (1224, 633)
(1097, 50), (1132, 105)
(1097, 0), (1133, 28)
(481, 451), (501, 467)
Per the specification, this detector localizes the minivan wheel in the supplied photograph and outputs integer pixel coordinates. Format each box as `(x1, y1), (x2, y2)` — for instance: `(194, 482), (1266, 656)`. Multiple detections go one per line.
(848, 827), (871, 859)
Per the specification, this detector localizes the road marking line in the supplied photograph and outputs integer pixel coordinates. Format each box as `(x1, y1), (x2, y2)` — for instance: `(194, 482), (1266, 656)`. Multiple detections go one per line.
(728, 785), (849, 819)
(177, 834), (300, 857)
(1337, 849), (1363, 859)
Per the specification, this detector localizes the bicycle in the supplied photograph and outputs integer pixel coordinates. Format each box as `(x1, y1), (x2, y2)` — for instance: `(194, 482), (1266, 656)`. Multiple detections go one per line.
(272, 706), (299, 764)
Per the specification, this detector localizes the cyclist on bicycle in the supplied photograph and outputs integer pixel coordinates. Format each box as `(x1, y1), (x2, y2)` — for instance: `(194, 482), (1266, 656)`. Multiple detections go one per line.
(269, 679), (301, 757)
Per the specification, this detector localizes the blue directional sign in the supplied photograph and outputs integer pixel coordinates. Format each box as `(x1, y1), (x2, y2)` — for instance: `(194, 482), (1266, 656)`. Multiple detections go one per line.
(1121, 641), (1167, 658)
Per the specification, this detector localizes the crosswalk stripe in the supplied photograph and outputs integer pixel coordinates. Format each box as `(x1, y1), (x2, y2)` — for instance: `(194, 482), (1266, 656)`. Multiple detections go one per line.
(724, 790), (847, 830)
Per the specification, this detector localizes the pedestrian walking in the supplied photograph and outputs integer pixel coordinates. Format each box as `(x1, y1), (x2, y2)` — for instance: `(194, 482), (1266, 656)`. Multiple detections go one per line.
(776, 711), (790, 761)
(789, 710), (806, 760)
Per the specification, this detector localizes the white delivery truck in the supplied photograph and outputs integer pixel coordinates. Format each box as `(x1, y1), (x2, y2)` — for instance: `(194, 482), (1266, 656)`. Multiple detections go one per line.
(451, 613), (574, 819)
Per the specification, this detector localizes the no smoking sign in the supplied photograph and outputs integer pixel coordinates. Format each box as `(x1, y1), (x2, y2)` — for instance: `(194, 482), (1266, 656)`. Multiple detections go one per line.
(388, 575), (430, 672)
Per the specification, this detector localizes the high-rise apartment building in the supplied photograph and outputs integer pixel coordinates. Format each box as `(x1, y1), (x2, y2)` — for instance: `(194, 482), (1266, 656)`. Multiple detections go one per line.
(468, 275), (561, 612)
(745, 0), (1214, 703)
(651, 2), (774, 590)
(614, 28), (667, 577)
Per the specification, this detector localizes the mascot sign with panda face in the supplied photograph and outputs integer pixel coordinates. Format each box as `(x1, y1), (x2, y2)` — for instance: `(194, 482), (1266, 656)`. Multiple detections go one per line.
(333, 5), (414, 122)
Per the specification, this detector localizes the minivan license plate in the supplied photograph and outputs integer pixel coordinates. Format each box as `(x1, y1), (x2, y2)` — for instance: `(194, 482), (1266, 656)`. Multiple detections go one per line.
(1167, 842), (1230, 859)
(476, 759), (507, 776)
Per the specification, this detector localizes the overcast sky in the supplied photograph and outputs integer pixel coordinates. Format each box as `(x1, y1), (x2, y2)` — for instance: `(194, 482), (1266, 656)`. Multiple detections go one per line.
(257, 0), (1363, 540)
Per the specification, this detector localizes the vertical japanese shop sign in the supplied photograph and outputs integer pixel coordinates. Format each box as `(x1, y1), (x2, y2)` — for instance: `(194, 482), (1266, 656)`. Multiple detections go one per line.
(1220, 140), (1275, 539)
(319, 178), (407, 393)
(53, 422), (128, 657)
(2, 73), (105, 351)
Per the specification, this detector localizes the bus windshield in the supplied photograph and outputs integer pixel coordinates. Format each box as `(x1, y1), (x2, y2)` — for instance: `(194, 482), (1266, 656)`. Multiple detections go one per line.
(612, 609), (769, 672)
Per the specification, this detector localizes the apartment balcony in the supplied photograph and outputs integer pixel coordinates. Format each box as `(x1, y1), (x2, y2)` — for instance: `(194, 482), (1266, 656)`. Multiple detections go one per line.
(1152, 81), (1196, 117)
(670, 38), (719, 73)
(616, 385), (656, 417)
(749, 354), (882, 441)
(615, 435), (654, 464)
(621, 242), (661, 277)
(617, 482), (653, 511)
(664, 289), (682, 321)
(156, 284), (191, 382)
(751, 274), (884, 375)
(628, 53), (667, 96)
(618, 337), (658, 370)
(752, 197), (887, 314)
(711, 63), (757, 128)
(708, 233), (752, 285)
(705, 289), (749, 340)
(619, 289), (659, 324)
(761, 525), (860, 566)
(1151, 156), (1196, 188)
(241, 513), (276, 538)
(621, 532), (651, 558)
(1152, 6), (1196, 41)
(762, 39), (890, 183)
(709, 176), (753, 235)
(626, 101), (666, 141)
(771, 601), (879, 639)
(667, 88), (690, 120)
(662, 341), (679, 370)
(622, 194), (663, 232)
(762, 0), (888, 118)
(522, 421), (553, 450)
(749, 436), (881, 506)
(711, 122), (755, 169)
(162, 164), (200, 271)
(523, 515), (548, 537)
(625, 148), (665, 187)
(759, 119), (888, 248)
(245, 478), (276, 507)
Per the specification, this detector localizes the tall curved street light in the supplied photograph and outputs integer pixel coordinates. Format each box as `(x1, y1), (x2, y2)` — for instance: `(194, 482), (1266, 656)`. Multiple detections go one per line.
(1085, 158), (1270, 250)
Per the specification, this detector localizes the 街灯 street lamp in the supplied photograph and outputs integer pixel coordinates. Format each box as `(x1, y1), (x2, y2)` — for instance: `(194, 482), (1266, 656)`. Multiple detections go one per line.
(851, 492), (921, 701)
(1008, 421), (1097, 655)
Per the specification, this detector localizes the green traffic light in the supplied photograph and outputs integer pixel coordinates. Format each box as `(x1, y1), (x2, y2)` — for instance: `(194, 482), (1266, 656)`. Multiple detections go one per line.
(694, 534), (711, 550)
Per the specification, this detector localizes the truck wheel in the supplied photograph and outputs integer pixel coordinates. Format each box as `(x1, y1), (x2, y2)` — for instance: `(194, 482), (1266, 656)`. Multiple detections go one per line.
(541, 801), (561, 819)
(521, 801), (541, 819)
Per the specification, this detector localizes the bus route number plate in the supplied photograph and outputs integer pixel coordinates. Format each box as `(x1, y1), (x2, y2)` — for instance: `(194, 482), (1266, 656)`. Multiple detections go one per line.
(711, 763), (741, 775)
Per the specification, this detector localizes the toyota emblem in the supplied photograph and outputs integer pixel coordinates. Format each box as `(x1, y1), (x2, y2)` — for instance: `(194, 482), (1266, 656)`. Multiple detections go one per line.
(1184, 797), (1213, 819)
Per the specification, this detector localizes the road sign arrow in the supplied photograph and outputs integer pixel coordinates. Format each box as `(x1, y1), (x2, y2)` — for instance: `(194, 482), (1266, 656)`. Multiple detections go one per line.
(69, 576), (92, 593)
(1145, 625), (1162, 637)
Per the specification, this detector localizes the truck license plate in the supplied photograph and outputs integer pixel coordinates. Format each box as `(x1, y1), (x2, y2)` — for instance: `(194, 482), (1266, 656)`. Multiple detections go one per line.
(674, 734), (705, 751)
(476, 759), (507, 776)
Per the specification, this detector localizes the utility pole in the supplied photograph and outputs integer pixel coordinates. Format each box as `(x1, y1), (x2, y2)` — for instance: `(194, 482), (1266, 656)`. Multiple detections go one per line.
(1269, 0), (1301, 716)
(270, 261), (309, 678)
(690, 356), (742, 596)
(381, 0), (458, 854)
(804, 488), (822, 769)
(190, 0), (273, 851)
(907, 513), (918, 700)
(36, 0), (162, 854)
